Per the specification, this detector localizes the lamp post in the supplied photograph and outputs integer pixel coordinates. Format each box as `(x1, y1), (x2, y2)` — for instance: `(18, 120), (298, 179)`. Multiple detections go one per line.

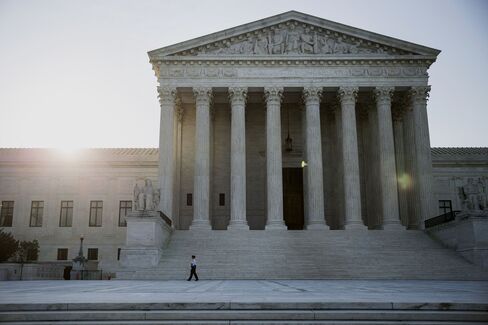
(72, 234), (87, 280)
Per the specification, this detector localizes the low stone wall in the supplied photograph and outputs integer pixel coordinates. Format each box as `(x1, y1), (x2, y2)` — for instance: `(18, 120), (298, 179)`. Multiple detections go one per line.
(0, 263), (66, 280)
(427, 214), (488, 268)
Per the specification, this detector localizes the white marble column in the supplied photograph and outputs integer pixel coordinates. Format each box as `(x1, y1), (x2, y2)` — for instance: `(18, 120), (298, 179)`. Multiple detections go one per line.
(264, 87), (286, 230)
(338, 87), (365, 229)
(410, 86), (434, 229)
(190, 87), (213, 230)
(392, 108), (409, 227)
(303, 87), (327, 229)
(374, 87), (402, 230)
(402, 101), (421, 229)
(157, 86), (177, 219)
(228, 87), (249, 230)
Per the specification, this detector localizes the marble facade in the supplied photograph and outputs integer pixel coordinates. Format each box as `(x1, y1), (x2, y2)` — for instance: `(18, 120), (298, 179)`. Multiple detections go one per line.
(0, 12), (487, 275)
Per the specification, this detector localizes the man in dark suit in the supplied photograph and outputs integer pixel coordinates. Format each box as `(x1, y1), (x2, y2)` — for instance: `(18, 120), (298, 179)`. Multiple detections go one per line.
(187, 255), (199, 281)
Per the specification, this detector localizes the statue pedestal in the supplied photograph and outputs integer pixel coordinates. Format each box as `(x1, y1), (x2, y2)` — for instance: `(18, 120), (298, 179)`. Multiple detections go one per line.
(427, 210), (488, 269)
(119, 210), (173, 269)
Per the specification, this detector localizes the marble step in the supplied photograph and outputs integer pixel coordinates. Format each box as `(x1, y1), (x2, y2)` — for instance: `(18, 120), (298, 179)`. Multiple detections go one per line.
(117, 230), (488, 280)
(2, 309), (487, 323)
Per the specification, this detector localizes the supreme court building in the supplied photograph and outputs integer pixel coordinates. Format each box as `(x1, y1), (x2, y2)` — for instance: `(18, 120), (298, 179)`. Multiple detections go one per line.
(1, 11), (487, 279)
(151, 10), (438, 231)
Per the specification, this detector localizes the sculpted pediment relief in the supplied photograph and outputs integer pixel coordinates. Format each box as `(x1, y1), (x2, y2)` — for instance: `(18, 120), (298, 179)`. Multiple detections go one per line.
(170, 21), (414, 57)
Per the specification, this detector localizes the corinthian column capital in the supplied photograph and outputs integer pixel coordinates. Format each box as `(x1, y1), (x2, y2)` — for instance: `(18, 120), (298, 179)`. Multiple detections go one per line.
(228, 87), (248, 106)
(264, 87), (283, 104)
(302, 86), (323, 105)
(337, 86), (358, 104)
(157, 86), (177, 107)
(193, 87), (213, 106)
(373, 86), (395, 104)
(408, 86), (431, 104)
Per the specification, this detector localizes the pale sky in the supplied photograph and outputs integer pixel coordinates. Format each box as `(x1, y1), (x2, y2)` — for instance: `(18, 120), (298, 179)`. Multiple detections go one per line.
(0, 0), (487, 148)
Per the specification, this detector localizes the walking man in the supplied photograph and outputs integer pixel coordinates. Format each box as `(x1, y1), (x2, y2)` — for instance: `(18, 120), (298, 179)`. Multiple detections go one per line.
(187, 255), (199, 281)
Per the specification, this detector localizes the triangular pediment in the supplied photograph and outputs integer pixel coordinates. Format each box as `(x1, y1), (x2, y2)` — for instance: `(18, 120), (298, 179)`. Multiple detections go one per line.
(148, 11), (440, 59)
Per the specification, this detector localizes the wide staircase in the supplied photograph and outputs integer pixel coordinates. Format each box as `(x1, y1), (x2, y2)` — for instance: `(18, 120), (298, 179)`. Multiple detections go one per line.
(117, 229), (487, 280)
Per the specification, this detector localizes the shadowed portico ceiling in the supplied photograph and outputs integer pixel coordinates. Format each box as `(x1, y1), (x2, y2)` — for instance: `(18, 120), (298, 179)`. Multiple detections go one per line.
(148, 11), (441, 61)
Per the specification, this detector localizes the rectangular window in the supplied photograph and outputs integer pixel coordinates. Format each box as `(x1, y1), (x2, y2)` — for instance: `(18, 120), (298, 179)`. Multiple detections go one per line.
(438, 200), (453, 215)
(87, 248), (98, 261)
(89, 201), (103, 227)
(187, 193), (193, 206)
(117, 248), (121, 261)
(219, 193), (225, 206)
(0, 201), (14, 227)
(118, 200), (132, 227)
(29, 201), (44, 227)
(59, 200), (73, 227)
(57, 248), (68, 261)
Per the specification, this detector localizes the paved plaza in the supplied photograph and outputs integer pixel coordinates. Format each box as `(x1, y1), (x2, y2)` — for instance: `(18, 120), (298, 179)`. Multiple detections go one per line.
(1, 280), (488, 306)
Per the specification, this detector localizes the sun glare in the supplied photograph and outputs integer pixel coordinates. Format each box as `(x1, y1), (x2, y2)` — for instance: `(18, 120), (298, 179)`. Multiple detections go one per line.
(55, 146), (82, 159)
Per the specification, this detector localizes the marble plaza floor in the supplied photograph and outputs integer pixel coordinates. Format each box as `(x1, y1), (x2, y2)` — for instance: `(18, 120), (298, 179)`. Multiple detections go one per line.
(2, 280), (488, 323)
(1, 280), (488, 306)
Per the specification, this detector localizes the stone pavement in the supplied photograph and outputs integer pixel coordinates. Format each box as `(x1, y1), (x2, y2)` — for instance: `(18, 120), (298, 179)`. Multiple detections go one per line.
(1, 280), (488, 306)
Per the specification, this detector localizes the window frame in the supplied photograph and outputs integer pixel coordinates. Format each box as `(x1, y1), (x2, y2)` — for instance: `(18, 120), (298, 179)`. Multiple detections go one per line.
(59, 200), (73, 227)
(118, 200), (132, 227)
(29, 201), (44, 227)
(87, 248), (98, 261)
(438, 200), (453, 215)
(57, 248), (68, 261)
(0, 201), (14, 227)
(89, 201), (103, 227)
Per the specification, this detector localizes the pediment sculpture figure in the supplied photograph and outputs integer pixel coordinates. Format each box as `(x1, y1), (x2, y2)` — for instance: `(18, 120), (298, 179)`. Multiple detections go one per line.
(185, 23), (400, 57)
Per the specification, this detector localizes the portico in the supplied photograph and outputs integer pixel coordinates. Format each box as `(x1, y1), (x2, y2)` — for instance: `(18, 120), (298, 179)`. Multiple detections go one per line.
(149, 11), (440, 231)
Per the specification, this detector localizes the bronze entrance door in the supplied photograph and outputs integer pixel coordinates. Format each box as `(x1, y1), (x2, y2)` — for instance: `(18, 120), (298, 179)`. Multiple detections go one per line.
(282, 167), (304, 230)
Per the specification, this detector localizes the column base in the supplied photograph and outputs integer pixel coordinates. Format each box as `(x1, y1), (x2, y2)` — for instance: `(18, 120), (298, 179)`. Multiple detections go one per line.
(383, 223), (405, 231)
(227, 221), (249, 230)
(306, 223), (330, 230)
(265, 223), (287, 230)
(189, 220), (212, 230)
(344, 223), (367, 230)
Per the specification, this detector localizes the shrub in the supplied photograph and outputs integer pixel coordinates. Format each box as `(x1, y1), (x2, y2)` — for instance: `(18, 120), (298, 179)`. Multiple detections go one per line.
(0, 229), (19, 262)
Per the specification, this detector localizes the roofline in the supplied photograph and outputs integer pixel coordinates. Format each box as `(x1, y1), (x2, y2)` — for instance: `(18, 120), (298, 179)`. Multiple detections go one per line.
(148, 10), (441, 59)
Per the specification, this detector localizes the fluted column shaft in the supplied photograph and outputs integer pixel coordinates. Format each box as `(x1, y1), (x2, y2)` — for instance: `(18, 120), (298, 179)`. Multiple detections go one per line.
(410, 86), (434, 229)
(402, 104), (421, 229)
(338, 87), (365, 229)
(228, 87), (248, 229)
(303, 87), (327, 229)
(157, 86), (177, 219)
(264, 87), (286, 230)
(191, 87), (213, 230)
(374, 87), (402, 229)
(393, 114), (409, 227)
